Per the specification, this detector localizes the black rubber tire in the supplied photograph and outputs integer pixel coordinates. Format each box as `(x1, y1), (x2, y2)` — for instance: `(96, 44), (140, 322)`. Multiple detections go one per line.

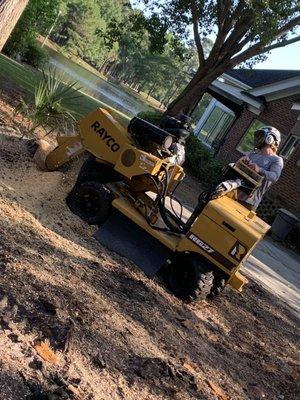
(209, 274), (226, 299)
(76, 156), (122, 185)
(166, 254), (214, 302)
(66, 181), (113, 225)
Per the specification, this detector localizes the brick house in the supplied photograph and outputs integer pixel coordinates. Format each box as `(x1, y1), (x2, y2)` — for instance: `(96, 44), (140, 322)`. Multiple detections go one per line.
(193, 69), (300, 217)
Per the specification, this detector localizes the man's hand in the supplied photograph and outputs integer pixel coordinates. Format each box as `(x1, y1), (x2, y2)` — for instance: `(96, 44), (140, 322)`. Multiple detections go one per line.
(239, 156), (260, 173)
(240, 155), (250, 164)
(248, 162), (260, 173)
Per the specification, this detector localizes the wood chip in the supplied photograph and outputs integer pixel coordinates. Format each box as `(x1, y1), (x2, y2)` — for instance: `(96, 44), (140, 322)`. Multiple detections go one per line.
(175, 329), (186, 339)
(63, 318), (75, 353)
(263, 363), (278, 373)
(176, 317), (195, 330)
(180, 319), (195, 330)
(183, 361), (198, 375)
(34, 341), (58, 364)
(206, 380), (229, 400)
(67, 384), (83, 399)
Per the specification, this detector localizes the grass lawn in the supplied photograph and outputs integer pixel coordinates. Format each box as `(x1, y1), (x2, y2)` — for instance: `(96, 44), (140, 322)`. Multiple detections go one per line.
(0, 53), (131, 126)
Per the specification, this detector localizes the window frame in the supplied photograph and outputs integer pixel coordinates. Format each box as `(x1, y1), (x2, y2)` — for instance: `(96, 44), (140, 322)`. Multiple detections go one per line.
(194, 99), (235, 149)
(280, 135), (300, 159)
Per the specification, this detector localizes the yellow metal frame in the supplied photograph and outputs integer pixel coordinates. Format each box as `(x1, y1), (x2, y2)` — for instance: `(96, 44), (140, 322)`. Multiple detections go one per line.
(111, 189), (268, 292)
(45, 108), (270, 293)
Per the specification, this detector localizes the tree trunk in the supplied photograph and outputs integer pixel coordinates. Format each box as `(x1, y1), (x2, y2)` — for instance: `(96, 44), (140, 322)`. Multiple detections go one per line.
(0, 0), (29, 51)
(165, 86), (180, 108)
(100, 59), (110, 73)
(147, 82), (158, 99)
(165, 64), (229, 117)
(138, 80), (147, 93)
(160, 80), (177, 108)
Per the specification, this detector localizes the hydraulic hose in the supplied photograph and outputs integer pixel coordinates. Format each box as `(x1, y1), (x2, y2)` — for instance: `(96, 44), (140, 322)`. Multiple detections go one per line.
(149, 173), (184, 234)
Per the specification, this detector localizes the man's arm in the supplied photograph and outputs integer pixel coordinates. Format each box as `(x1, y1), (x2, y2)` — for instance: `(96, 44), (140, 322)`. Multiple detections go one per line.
(259, 157), (284, 182)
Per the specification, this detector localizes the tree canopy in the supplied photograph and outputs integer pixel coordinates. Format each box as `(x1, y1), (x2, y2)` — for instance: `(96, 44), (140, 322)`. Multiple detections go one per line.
(134, 0), (300, 115)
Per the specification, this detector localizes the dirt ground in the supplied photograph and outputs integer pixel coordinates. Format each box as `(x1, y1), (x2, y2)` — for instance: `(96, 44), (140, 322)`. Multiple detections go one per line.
(0, 91), (299, 400)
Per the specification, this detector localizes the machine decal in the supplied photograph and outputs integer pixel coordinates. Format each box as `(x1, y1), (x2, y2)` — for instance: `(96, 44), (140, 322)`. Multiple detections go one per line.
(188, 233), (214, 253)
(229, 241), (247, 261)
(188, 232), (236, 271)
(91, 121), (121, 152)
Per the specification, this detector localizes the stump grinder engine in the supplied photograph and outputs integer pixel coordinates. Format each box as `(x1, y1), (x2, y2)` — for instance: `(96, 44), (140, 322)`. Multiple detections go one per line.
(38, 108), (269, 301)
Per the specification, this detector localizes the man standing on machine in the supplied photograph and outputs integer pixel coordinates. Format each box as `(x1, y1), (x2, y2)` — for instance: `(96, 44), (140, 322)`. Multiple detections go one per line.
(238, 126), (284, 210)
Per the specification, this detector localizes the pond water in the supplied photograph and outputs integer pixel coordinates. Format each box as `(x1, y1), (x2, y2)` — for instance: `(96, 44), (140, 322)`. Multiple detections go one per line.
(46, 47), (150, 118)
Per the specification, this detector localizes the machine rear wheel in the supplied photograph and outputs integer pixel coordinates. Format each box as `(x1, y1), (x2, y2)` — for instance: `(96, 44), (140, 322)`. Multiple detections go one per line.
(166, 254), (214, 302)
(66, 181), (113, 225)
(209, 274), (226, 299)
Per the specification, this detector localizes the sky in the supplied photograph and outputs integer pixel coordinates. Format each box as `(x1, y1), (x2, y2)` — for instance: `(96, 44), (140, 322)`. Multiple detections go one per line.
(254, 40), (300, 70)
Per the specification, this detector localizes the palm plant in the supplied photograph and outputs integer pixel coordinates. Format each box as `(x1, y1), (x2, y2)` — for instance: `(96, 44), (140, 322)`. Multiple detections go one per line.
(18, 69), (81, 137)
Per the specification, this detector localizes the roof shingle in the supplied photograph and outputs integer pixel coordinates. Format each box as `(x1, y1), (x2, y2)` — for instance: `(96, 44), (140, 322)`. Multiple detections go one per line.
(226, 69), (300, 88)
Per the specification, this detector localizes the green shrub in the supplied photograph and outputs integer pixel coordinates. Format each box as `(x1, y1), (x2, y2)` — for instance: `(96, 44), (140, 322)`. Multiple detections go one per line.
(17, 69), (80, 137)
(137, 110), (163, 125)
(185, 134), (223, 187)
(22, 41), (49, 69)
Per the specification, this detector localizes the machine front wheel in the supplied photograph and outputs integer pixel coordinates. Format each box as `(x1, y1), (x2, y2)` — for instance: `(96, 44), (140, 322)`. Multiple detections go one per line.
(166, 254), (215, 302)
(76, 156), (122, 185)
(66, 181), (113, 225)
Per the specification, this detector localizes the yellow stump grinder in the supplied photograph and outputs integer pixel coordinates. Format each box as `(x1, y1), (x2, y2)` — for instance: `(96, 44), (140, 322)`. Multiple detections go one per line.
(38, 108), (269, 301)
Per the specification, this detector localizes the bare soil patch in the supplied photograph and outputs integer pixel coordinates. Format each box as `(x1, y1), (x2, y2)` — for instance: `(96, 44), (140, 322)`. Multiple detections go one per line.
(0, 92), (299, 400)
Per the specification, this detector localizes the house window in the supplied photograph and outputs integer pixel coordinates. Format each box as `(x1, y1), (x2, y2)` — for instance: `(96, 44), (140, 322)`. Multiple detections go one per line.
(280, 135), (300, 159)
(237, 119), (265, 154)
(191, 93), (213, 123)
(194, 99), (235, 148)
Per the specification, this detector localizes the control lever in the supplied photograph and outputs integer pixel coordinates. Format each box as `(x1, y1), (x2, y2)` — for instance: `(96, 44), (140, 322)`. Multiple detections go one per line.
(210, 179), (244, 200)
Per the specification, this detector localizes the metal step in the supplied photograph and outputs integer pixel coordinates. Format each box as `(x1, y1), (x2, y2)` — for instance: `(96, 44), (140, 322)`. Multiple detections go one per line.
(94, 212), (172, 278)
